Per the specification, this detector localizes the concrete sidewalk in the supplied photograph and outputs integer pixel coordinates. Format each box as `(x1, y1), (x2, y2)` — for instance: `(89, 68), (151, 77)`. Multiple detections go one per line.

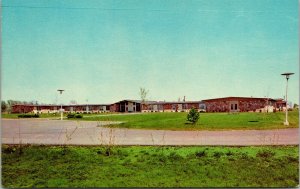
(1, 119), (299, 146)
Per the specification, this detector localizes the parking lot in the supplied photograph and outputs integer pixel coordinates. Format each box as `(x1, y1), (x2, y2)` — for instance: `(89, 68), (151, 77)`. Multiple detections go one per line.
(1, 119), (299, 146)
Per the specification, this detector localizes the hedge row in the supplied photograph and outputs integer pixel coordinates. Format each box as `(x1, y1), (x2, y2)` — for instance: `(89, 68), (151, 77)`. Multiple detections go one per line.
(18, 114), (40, 118)
(67, 114), (83, 119)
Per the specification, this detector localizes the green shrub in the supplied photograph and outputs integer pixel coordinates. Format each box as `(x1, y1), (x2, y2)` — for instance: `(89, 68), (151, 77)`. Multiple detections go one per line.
(2, 145), (16, 154)
(75, 114), (83, 118)
(195, 150), (206, 158)
(256, 150), (275, 158)
(225, 151), (234, 156)
(67, 114), (83, 119)
(187, 107), (200, 124)
(67, 114), (75, 119)
(97, 150), (103, 155)
(18, 114), (40, 118)
(213, 151), (224, 158)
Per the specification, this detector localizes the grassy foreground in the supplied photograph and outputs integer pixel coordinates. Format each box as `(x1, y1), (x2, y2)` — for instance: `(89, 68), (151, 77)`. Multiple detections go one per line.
(83, 111), (299, 130)
(2, 145), (299, 188)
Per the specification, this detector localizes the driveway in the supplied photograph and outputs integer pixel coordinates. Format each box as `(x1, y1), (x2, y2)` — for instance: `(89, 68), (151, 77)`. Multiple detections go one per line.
(1, 119), (299, 146)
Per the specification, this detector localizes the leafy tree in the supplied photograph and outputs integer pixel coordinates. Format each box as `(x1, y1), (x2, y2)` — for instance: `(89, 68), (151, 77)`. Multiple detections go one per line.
(1, 101), (7, 112)
(187, 107), (200, 124)
(6, 100), (29, 113)
(294, 103), (298, 109)
(139, 87), (149, 103)
(6, 100), (17, 113)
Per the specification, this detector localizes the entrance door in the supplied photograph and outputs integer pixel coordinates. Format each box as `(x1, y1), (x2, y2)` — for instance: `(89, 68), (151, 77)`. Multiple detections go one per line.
(120, 102), (126, 112)
(229, 101), (239, 112)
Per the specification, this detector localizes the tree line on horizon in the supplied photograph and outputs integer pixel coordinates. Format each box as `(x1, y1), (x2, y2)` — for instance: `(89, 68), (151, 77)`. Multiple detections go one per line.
(1, 100), (39, 113)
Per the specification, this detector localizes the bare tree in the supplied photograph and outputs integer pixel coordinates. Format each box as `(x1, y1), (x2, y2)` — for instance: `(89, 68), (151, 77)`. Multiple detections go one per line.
(139, 87), (149, 103)
(70, 100), (77, 105)
(6, 100), (21, 113)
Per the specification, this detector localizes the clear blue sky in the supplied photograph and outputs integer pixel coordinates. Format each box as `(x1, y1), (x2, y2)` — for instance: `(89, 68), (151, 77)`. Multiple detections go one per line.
(2, 0), (299, 104)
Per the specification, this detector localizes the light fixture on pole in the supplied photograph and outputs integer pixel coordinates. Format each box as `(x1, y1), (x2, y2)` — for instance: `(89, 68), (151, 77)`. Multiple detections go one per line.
(57, 89), (65, 120)
(281, 72), (294, 126)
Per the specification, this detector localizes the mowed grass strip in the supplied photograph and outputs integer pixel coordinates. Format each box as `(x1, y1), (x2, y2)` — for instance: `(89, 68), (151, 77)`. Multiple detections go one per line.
(2, 145), (298, 188)
(83, 111), (299, 130)
(1, 113), (59, 119)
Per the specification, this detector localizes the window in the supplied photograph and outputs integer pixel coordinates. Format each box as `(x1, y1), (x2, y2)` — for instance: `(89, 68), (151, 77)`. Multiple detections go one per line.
(172, 104), (176, 110)
(199, 103), (206, 109)
(235, 104), (238, 110)
(231, 104), (234, 110)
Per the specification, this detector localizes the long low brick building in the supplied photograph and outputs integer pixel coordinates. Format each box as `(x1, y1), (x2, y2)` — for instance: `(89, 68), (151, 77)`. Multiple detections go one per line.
(12, 104), (110, 114)
(11, 97), (287, 114)
(140, 97), (285, 113)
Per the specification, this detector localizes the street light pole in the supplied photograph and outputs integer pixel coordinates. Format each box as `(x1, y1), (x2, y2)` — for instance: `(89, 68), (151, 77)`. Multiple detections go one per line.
(281, 73), (294, 126)
(57, 89), (65, 120)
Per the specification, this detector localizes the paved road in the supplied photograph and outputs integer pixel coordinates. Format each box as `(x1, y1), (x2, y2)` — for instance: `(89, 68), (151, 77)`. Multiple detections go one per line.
(1, 119), (299, 146)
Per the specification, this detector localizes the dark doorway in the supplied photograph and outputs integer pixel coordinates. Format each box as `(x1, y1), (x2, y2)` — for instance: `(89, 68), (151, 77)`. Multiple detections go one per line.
(136, 103), (141, 112)
(120, 102), (126, 112)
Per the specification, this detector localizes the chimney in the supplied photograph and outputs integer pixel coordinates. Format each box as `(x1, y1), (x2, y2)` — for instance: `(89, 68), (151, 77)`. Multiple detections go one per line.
(183, 96), (186, 102)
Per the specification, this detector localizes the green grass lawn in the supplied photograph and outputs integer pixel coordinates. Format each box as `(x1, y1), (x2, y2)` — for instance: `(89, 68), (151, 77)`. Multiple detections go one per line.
(2, 145), (298, 188)
(2, 111), (298, 130)
(82, 111), (299, 130)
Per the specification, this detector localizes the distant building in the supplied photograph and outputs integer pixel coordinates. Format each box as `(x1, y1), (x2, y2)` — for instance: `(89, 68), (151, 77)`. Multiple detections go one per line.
(12, 104), (110, 114)
(11, 96), (287, 114)
(202, 97), (284, 113)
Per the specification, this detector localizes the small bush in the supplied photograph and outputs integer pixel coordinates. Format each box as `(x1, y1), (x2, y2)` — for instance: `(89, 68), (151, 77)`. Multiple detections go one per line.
(187, 107), (200, 124)
(238, 152), (249, 159)
(96, 149), (103, 155)
(2, 145), (16, 154)
(256, 149), (275, 158)
(213, 151), (224, 158)
(67, 114), (75, 119)
(195, 150), (206, 158)
(67, 114), (82, 119)
(105, 148), (113, 156)
(75, 114), (83, 118)
(225, 151), (234, 156)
